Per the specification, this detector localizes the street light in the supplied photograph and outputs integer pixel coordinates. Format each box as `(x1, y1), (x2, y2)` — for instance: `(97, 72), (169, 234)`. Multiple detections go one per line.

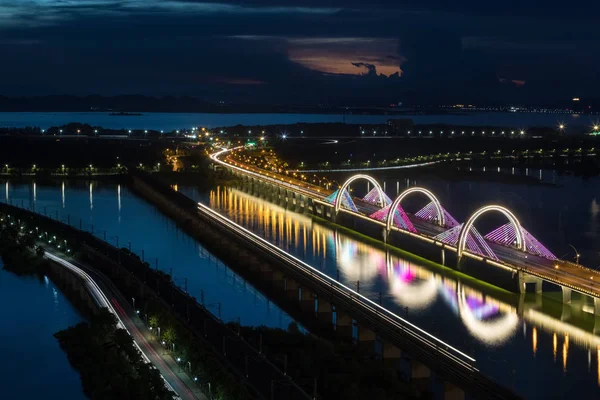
(568, 244), (580, 264)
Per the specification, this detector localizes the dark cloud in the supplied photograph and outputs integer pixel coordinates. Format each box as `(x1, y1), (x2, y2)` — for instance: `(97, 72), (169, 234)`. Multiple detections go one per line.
(0, 0), (598, 104)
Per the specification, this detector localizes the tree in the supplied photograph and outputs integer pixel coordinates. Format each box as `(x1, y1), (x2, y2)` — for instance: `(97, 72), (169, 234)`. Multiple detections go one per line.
(149, 315), (159, 328)
(162, 327), (176, 345)
(21, 235), (35, 249)
(91, 308), (118, 338)
(35, 246), (45, 257)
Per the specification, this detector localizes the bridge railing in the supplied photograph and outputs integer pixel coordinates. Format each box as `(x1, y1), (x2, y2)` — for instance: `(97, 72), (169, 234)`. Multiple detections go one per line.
(197, 202), (477, 370)
(211, 148), (324, 200)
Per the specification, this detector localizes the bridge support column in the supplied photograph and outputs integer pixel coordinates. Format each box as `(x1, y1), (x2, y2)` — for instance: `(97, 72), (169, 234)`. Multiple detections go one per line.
(594, 298), (600, 317)
(335, 311), (354, 340)
(382, 342), (402, 368)
(317, 299), (333, 326)
(300, 288), (316, 314)
(285, 278), (300, 302)
(517, 293), (543, 316)
(410, 360), (431, 392)
(271, 271), (285, 292)
(357, 325), (377, 353)
(517, 271), (543, 294)
(443, 382), (465, 400)
(561, 287), (572, 304)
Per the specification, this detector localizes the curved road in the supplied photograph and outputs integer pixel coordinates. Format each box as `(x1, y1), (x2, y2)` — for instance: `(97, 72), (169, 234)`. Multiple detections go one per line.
(45, 251), (206, 400)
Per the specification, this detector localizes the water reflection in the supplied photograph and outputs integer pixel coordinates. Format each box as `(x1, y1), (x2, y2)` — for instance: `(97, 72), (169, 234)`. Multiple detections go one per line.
(211, 186), (520, 345)
(2, 179), (600, 397)
(1, 180), (296, 330)
(208, 185), (600, 396)
(89, 181), (93, 210)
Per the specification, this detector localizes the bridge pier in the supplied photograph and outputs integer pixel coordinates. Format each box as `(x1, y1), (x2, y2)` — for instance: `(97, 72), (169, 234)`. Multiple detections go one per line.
(284, 278), (300, 302)
(561, 287), (572, 304)
(335, 311), (354, 340)
(517, 293), (543, 316)
(594, 298), (600, 317)
(300, 288), (317, 314)
(382, 342), (402, 368)
(271, 270), (286, 292)
(410, 359), (431, 393)
(517, 271), (543, 294)
(382, 228), (389, 244)
(317, 298), (333, 326)
(443, 382), (466, 400)
(357, 325), (377, 353)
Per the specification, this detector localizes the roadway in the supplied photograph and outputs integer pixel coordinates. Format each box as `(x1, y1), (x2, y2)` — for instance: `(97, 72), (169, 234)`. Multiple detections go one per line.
(45, 251), (206, 400)
(212, 146), (600, 300)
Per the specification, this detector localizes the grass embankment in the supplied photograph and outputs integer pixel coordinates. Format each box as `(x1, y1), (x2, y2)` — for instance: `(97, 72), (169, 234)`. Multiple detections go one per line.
(55, 309), (175, 400)
(312, 214), (515, 302)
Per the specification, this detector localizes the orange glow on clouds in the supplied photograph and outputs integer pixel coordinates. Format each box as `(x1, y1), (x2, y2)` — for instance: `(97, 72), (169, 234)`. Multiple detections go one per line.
(288, 37), (404, 77)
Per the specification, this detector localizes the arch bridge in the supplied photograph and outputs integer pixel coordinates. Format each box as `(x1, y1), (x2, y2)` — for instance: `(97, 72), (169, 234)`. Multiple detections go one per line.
(328, 174), (556, 265)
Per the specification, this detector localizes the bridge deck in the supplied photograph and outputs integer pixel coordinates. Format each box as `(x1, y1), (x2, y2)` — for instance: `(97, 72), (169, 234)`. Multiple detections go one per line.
(214, 148), (600, 300)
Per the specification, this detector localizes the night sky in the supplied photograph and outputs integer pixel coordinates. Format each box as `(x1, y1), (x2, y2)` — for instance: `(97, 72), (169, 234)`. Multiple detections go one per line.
(1, 1), (598, 105)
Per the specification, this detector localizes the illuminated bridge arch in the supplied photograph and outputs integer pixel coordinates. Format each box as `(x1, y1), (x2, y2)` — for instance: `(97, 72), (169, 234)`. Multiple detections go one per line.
(458, 205), (525, 259)
(386, 187), (445, 231)
(335, 174), (385, 213)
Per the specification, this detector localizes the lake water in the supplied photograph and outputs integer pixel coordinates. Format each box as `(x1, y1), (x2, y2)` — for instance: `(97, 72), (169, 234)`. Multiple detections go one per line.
(1, 111), (599, 131)
(177, 173), (600, 399)
(0, 263), (86, 400)
(0, 180), (295, 330)
(3, 174), (600, 398)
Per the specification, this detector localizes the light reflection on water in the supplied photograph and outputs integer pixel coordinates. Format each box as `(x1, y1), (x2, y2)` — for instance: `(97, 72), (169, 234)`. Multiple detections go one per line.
(1, 180), (296, 330)
(206, 185), (600, 398)
(3, 179), (600, 397)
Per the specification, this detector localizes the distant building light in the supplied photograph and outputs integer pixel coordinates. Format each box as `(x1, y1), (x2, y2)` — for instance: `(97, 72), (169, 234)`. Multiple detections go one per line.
(573, 98), (580, 102)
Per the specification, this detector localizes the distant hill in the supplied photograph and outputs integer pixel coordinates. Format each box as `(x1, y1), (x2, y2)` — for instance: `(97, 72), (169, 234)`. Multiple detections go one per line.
(0, 95), (410, 114)
(0, 95), (219, 113)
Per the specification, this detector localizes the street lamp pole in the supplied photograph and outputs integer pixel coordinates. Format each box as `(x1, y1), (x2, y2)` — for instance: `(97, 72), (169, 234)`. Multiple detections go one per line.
(568, 244), (580, 264)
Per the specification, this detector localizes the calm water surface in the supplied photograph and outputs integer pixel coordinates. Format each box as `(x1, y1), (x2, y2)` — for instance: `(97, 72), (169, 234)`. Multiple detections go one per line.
(176, 172), (600, 399)
(3, 175), (600, 398)
(1, 179), (294, 330)
(0, 263), (86, 399)
(1, 111), (598, 131)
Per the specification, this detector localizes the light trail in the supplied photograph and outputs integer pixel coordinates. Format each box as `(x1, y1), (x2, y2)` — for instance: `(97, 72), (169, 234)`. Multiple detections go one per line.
(45, 252), (192, 400)
(197, 202), (477, 366)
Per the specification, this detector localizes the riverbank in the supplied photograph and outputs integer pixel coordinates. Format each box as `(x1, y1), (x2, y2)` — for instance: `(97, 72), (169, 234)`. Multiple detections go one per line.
(55, 309), (176, 400)
(0, 201), (302, 400)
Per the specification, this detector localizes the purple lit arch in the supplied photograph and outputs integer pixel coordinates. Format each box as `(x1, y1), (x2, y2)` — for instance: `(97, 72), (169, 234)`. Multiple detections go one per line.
(335, 174), (385, 213)
(457, 205), (525, 259)
(386, 187), (445, 232)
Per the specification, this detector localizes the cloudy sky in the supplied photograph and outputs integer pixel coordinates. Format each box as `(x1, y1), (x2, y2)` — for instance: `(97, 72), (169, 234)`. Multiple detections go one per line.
(0, 0), (598, 105)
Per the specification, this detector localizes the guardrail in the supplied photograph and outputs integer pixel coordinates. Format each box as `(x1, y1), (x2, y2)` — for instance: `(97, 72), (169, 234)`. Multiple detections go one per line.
(196, 203), (525, 399)
(196, 204), (475, 367)
(215, 147), (600, 303)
